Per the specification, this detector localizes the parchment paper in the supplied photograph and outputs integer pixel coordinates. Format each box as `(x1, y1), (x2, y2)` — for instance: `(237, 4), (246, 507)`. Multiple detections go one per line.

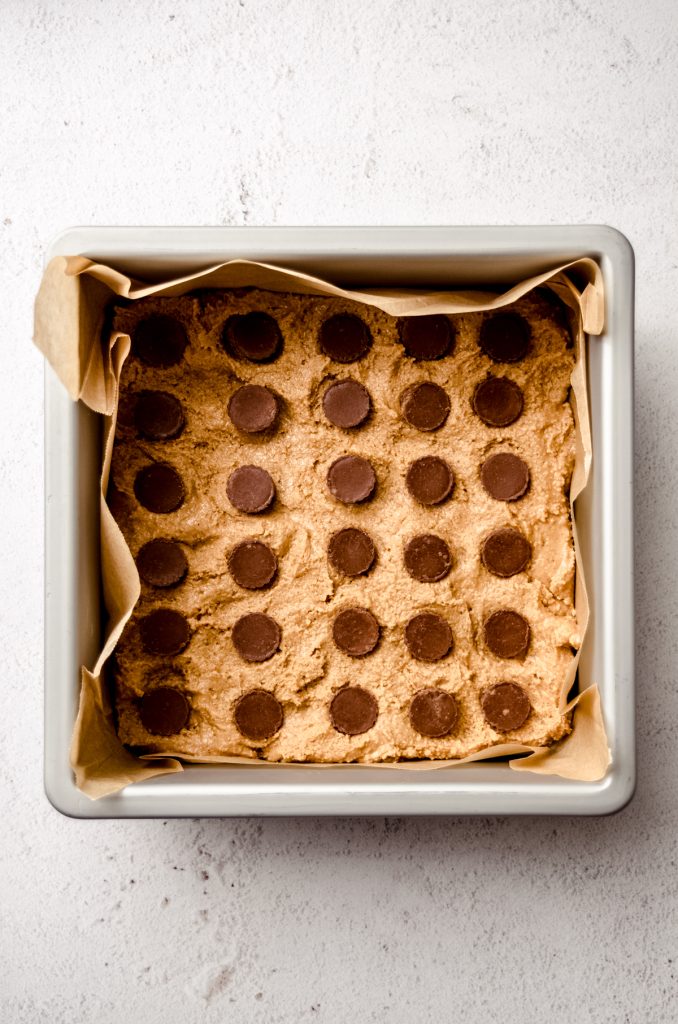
(34, 254), (610, 798)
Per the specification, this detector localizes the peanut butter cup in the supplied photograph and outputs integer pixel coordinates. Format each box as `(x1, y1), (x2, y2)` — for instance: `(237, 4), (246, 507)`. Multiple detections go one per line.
(404, 612), (453, 662)
(226, 465), (275, 514)
(139, 687), (190, 736)
(472, 377), (524, 427)
(232, 613), (281, 663)
(136, 538), (188, 588)
(404, 534), (452, 583)
(479, 312), (530, 363)
(330, 686), (378, 735)
(481, 682), (531, 731)
(480, 452), (530, 502)
(134, 390), (185, 440)
(228, 540), (278, 590)
(134, 463), (185, 513)
(406, 456), (454, 506)
(328, 527), (376, 577)
(401, 381), (450, 431)
(223, 312), (282, 362)
(398, 315), (454, 361)
(481, 528), (531, 578)
(133, 315), (187, 368)
(234, 689), (284, 740)
(319, 313), (372, 363)
(327, 455), (376, 504)
(409, 688), (459, 738)
(332, 607), (380, 657)
(228, 384), (279, 434)
(484, 610), (531, 659)
(139, 608), (191, 656)
(322, 379), (371, 428)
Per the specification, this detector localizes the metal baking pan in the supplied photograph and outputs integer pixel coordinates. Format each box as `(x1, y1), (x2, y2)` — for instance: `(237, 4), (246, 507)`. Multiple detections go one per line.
(43, 226), (635, 817)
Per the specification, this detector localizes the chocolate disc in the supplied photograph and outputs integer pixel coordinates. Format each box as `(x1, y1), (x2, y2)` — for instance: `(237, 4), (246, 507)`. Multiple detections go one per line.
(234, 689), (284, 740)
(327, 455), (376, 504)
(481, 682), (531, 731)
(328, 527), (376, 577)
(409, 688), (459, 738)
(222, 312), (282, 362)
(404, 612), (453, 662)
(481, 528), (532, 578)
(139, 608), (191, 656)
(480, 452), (530, 502)
(228, 540), (278, 590)
(228, 384), (279, 434)
(401, 382), (450, 431)
(406, 456), (454, 506)
(322, 379), (371, 429)
(133, 314), (188, 368)
(319, 313), (372, 363)
(139, 686), (190, 736)
(232, 613), (281, 663)
(134, 463), (186, 513)
(332, 607), (380, 657)
(398, 315), (454, 361)
(484, 610), (531, 659)
(226, 465), (275, 514)
(404, 534), (452, 583)
(472, 377), (524, 427)
(479, 312), (530, 363)
(136, 538), (188, 588)
(134, 390), (185, 440)
(330, 686), (378, 736)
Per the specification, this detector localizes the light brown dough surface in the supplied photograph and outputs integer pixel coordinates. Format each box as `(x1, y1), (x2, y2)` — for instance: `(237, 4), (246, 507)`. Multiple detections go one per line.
(110, 287), (578, 762)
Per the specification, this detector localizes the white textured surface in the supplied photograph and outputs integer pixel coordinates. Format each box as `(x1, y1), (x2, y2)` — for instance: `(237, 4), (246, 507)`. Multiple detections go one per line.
(1, 1), (676, 1021)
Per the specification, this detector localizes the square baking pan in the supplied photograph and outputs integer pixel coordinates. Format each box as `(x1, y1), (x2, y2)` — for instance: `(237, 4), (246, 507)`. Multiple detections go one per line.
(43, 226), (635, 817)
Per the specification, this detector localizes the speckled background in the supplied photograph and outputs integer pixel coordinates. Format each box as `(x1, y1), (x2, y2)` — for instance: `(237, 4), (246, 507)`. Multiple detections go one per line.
(1, 1), (676, 1021)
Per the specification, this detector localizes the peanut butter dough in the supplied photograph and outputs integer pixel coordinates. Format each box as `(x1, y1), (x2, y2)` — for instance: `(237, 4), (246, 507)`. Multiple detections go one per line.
(110, 286), (578, 762)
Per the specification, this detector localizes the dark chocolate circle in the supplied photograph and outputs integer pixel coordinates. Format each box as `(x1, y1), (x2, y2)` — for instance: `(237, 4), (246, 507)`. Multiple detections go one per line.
(406, 456), (454, 506)
(479, 312), (530, 363)
(228, 384), (279, 434)
(139, 687), (190, 736)
(332, 607), (380, 657)
(481, 528), (532, 578)
(319, 313), (372, 363)
(330, 686), (378, 736)
(404, 612), (453, 662)
(472, 377), (524, 427)
(398, 315), (454, 361)
(134, 390), (185, 440)
(134, 463), (186, 513)
(481, 682), (532, 731)
(322, 379), (371, 429)
(480, 452), (530, 502)
(226, 465), (275, 514)
(222, 312), (282, 362)
(409, 688), (459, 738)
(133, 315), (188, 368)
(327, 455), (376, 504)
(404, 534), (452, 583)
(484, 610), (531, 659)
(228, 540), (278, 590)
(328, 527), (376, 577)
(234, 689), (284, 740)
(139, 608), (190, 656)
(232, 613), (281, 663)
(401, 382), (450, 431)
(136, 538), (188, 588)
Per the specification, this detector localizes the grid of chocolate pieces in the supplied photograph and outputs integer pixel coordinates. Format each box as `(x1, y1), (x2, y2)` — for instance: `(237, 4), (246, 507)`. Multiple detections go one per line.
(110, 287), (576, 760)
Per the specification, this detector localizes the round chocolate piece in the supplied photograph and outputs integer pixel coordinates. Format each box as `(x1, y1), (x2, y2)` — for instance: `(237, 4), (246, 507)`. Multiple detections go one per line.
(134, 463), (185, 513)
(228, 384), (279, 434)
(472, 377), (524, 427)
(234, 689), (284, 740)
(398, 315), (454, 361)
(409, 688), (459, 738)
(222, 312), (282, 362)
(139, 608), (190, 656)
(328, 527), (376, 577)
(133, 315), (188, 368)
(406, 456), (454, 506)
(139, 686), (190, 736)
(404, 534), (452, 583)
(232, 613), (281, 663)
(480, 452), (530, 502)
(401, 382), (450, 431)
(322, 379), (371, 429)
(327, 455), (376, 504)
(228, 540), (278, 590)
(481, 682), (532, 731)
(134, 390), (185, 440)
(330, 686), (378, 736)
(481, 528), (532, 578)
(479, 312), (530, 363)
(226, 465), (275, 514)
(319, 313), (372, 363)
(404, 612), (453, 662)
(136, 538), (188, 588)
(332, 607), (380, 657)
(484, 610), (531, 659)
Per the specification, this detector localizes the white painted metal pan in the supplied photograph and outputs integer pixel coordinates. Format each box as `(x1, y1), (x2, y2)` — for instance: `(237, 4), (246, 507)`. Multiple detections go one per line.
(43, 226), (635, 817)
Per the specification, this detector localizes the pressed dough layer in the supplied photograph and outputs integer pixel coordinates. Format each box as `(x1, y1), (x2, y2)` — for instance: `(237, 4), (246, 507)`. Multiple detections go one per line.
(110, 287), (578, 762)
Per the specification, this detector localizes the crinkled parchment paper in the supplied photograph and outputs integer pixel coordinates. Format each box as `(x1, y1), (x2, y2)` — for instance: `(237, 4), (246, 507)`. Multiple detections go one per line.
(34, 254), (609, 798)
